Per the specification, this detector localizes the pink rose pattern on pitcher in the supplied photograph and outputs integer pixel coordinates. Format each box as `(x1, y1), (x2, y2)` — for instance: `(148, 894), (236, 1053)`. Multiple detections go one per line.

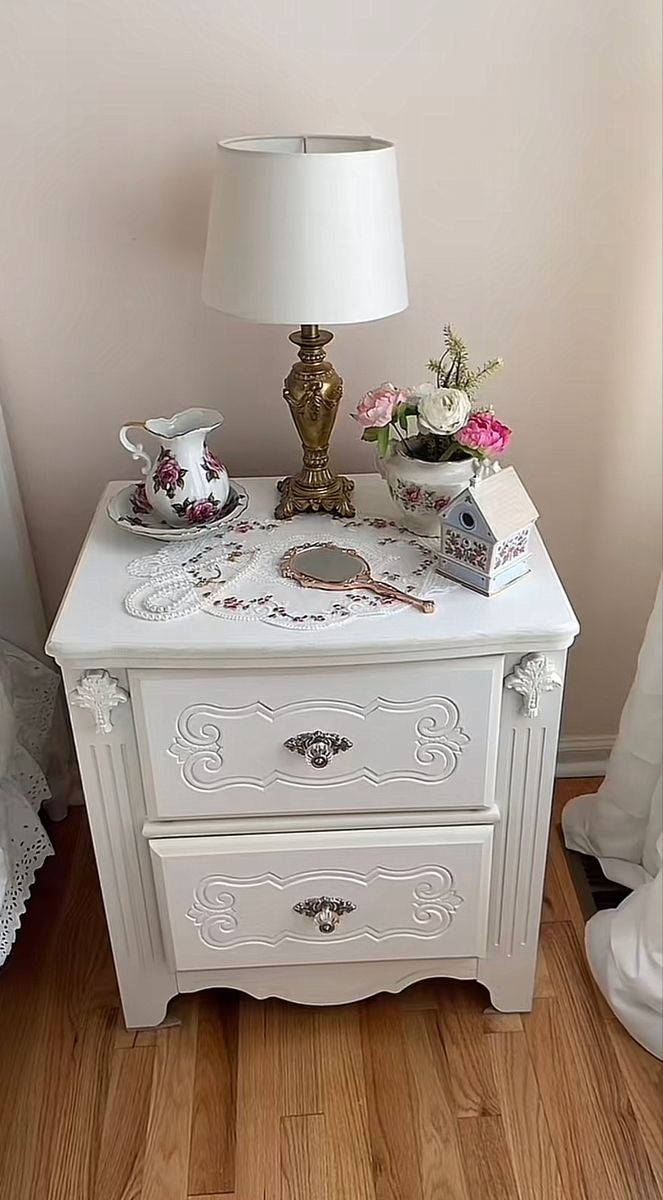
(202, 447), (226, 483)
(153, 448), (188, 499)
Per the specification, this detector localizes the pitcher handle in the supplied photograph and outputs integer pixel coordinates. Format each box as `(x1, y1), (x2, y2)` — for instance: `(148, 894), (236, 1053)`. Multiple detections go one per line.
(119, 422), (152, 477)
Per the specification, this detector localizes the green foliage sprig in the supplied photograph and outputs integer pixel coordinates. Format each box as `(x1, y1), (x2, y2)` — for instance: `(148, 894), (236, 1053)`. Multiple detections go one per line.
(427, 324), (502, 397)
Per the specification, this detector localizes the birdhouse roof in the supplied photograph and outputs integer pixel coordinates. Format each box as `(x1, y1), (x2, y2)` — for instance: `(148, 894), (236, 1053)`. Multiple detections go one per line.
(451, 466), (538, 541)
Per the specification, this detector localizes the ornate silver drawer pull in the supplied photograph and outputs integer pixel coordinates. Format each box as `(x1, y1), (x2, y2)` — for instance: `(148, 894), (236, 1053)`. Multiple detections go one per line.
(284, 730), (353, 769)
(293, 896), (357, 934)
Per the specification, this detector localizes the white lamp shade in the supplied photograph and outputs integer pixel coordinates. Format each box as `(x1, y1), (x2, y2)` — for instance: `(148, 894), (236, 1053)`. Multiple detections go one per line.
(202, 135), (408, 326)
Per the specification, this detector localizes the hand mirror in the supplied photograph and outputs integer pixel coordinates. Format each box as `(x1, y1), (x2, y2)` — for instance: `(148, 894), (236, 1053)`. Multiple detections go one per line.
(281, 543), (435, 614)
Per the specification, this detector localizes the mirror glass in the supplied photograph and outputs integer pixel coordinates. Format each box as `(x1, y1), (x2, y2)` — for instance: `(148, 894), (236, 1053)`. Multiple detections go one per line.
(288, 546), (364, 584)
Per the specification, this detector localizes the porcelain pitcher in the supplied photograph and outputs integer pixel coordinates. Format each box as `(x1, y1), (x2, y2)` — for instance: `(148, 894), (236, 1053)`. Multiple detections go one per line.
(119, 408), (230, 527)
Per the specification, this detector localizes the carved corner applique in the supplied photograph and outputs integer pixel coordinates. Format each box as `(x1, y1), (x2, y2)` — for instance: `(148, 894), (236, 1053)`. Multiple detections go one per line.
(504, 653), (562, 718)
(69, 669), (128, 735)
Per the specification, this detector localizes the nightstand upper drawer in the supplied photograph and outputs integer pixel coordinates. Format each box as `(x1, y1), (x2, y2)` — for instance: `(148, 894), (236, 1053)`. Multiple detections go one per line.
(130, 658), (502, 820)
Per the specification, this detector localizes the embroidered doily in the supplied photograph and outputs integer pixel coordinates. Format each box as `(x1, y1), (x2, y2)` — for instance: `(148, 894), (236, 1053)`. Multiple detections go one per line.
(125, 515), (449, 629)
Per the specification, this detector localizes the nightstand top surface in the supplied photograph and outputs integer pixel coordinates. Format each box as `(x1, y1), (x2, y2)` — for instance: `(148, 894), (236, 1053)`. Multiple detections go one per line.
(47, 475), (579, 666)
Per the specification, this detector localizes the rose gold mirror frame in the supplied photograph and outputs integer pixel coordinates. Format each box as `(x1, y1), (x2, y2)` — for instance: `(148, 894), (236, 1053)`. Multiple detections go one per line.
(281, 543), (435, 614)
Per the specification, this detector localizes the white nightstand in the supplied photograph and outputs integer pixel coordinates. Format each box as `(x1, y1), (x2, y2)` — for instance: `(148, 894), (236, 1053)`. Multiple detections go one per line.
(47, 475), (579, 1028)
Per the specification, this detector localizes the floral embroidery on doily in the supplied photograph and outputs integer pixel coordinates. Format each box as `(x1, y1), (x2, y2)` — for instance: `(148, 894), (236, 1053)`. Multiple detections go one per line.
(124, 516), (448, 629)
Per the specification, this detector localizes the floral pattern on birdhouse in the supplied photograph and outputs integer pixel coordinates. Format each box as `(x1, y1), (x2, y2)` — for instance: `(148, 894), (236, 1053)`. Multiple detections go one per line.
(442, 529), (490, 571)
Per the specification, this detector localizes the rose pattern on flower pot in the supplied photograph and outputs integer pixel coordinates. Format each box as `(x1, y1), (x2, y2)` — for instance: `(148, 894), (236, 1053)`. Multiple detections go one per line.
(378, 447), (478, 536)
(153, 448), (188, 499)
(391, 478), (453, 515)
(171, 495), (223, 525)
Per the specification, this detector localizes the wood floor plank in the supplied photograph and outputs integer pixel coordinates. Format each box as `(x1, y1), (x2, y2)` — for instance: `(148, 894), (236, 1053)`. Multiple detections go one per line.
(434, 980), (500, 1117)
(482, 1008), (523, 1032)
(605, 1015), (663, 1193)
(543, 834), (623, 1021)
(456, 1115), (520, 1200)
(280, 1114), (327, 1200)
(114, 1011), (138, 1048)
(489, 1030), (565, 1200)
(272, 1001), (322, 1117)
(45, 1005), (117, 1200)
(546, 917), (663, 1183)
(524, 996), (602, 1200)
(319, 1006), (376, 1200)
(188, 990), (238, 1197)
(360, 1000), (423, 1200)
(234, 999), (281, 1200)
(533, 944), (555, 998)
(525, 990), (659, 1200)
(551, 778), (602, 934)
(546, 823), (587, 936)
(95, 1044), (156, 1200)
(402, 1009), (471, 1200)
(141, 999), (199, 1200)
(541, 849), (572, 924)
(6, 823), (118, 1200)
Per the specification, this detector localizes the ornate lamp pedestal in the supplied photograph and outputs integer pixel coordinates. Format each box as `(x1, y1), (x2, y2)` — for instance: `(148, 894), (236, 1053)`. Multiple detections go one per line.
(275, 325), (355, 520)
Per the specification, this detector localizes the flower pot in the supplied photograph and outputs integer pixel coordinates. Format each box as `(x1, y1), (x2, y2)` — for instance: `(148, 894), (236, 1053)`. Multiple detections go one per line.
(377, 446), (478, 536)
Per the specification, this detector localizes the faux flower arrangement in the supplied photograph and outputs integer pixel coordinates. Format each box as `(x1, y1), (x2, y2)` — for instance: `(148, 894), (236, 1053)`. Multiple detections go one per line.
(353, 324), (511, 465)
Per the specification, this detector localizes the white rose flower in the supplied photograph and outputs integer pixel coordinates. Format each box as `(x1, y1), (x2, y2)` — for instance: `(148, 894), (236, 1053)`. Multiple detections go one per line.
(416, 386), (471, 436)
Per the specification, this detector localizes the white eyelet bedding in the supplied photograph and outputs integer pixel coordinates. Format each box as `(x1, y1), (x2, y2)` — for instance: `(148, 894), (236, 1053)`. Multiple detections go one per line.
(0, 638), (58, 965)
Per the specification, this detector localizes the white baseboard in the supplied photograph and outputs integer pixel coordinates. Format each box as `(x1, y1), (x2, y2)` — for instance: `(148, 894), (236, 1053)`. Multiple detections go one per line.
(556, 735), (614, 778)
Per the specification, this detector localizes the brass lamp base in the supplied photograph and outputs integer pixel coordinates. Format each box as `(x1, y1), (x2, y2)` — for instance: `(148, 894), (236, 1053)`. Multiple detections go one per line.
(275, 325), (355, 519)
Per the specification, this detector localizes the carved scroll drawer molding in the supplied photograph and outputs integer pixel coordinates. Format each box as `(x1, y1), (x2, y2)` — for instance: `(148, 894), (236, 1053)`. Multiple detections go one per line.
(130, 658), (503, 821)
(149, 824), (493, 972)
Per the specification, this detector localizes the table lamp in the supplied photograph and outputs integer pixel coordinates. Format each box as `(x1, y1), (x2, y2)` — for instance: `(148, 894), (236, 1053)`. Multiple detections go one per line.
(202, 135), (408, 518)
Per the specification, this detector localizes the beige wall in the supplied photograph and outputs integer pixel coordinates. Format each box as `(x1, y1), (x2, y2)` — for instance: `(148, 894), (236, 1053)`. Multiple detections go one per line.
(1, 0), (661, 735)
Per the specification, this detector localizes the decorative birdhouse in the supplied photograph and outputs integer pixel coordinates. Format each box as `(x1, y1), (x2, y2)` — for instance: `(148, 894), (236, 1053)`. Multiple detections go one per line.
(438, 466), (538, 596)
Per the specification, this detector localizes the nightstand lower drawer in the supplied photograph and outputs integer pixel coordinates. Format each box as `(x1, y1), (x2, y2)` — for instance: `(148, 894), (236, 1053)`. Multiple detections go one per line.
(149, 825), (493, 972)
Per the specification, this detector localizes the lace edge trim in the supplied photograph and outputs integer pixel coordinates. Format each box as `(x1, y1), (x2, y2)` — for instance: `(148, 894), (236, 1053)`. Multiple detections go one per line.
(0, 838), (54, 964)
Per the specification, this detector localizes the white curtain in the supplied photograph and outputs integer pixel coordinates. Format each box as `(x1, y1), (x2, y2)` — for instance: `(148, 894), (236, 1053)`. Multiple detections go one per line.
(563, 577), (663, 1059)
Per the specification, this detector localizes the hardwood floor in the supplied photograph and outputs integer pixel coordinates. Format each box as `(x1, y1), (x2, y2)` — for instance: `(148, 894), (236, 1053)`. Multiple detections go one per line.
(0, 779), (661, 1199)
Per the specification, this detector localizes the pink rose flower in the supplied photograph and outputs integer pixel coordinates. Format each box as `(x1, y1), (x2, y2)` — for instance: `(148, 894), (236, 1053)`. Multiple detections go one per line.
(186, 498), (218, 524)
(130, 483), (152, 515)
(456, 412), (512, 456)
(202, 447), (226, 481)
(153, 448), (187, 495)
(404, 484), (422, 503)
(156, 459), (180, 486)
(352, 384), (404, 428)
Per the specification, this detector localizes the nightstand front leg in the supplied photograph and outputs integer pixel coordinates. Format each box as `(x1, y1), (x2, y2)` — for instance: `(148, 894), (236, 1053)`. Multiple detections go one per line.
(64, 666), (177, 1029)
(477, 649), (567, 1012)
